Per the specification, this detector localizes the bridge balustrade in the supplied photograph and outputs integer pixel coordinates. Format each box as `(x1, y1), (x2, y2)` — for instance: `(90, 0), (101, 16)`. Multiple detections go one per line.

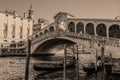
(32, 31), (59, 44)
(23, 29), (120, 54)
(63, 32), (92, 40)
(64, 32), (120, 46)
(31, 29), (120, 46)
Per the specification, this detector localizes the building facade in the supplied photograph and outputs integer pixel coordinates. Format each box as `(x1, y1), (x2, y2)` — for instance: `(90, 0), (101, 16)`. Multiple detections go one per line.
(33, 18), (49, 34)
(0, 6), (34, 52)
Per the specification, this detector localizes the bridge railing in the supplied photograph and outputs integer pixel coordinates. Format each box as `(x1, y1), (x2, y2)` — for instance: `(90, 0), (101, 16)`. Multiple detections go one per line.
(32, 32), (59, 44)
(62, 31), (120, 46)
(23, 30), (120, 50)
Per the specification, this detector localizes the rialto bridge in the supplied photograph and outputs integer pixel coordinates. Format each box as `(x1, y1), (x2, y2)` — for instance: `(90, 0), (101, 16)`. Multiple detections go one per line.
(25, 12), (120, 58)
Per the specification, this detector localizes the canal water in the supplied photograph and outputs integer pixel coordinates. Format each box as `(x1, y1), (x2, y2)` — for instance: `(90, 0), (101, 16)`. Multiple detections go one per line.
(0, 55), (119, 80)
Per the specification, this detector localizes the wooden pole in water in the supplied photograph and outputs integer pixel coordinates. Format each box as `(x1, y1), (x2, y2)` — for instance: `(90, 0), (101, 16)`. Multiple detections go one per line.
(95, 50), (98, 77)
(76, 45), (79, 80)
(63, 44), (67, 80)
(101, 46), (105, 70)
(101, 46), (105, 80)
(25, 39), (31, 80)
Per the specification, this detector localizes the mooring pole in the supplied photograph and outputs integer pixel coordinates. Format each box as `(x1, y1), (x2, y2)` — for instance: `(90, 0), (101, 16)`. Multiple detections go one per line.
(101, 46), (105, 80)
(76, 45), (79, 80)
(95, 50), (98, 77)
(101, 46), (105, 70)
(63, 44), (67, 80)
(25, 39), (31, 80)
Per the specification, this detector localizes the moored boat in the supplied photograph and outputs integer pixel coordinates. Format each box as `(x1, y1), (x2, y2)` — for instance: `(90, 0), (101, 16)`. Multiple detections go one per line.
(105, 63), (112, 74)
(34, 61), (75, 71)
(111, 59), (120, 75)
(82, 63), (96, 74)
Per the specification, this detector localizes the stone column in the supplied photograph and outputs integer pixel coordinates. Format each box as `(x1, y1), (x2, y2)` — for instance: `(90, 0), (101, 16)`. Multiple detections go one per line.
(94, 23), (97, 36)
(106, 26), (109, 39)
(84, 23), (86, 34)
(75, 22), (77, 33)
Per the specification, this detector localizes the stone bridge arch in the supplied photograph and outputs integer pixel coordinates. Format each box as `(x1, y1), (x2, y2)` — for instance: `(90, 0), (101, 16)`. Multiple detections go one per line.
(31, 34), (97, 55)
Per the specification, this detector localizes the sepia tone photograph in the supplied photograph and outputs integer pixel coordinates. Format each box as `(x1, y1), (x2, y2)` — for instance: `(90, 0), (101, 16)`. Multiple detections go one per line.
(0, 0), (120, 80)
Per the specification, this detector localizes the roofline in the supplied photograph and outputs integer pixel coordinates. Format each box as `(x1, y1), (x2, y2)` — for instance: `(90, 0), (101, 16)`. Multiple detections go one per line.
(53, 12), (75, 18)
(67, 17), (120, 22)
(0, 10), (31, 20)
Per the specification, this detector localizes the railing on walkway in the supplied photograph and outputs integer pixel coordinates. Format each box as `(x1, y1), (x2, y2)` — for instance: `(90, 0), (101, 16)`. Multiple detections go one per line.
(19, 30), (120, 51)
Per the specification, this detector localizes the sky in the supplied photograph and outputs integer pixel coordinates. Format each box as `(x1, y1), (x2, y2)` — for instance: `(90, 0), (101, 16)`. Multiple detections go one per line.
(0, 0), (120, 22)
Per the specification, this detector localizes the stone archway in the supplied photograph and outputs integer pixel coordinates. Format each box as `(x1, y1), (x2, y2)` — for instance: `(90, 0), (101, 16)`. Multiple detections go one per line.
(49, 26), (54, 32)
(86, 23), (94, 35)
(109, 24), (120, 38)
(44, 29), (49, 34)
(68, 22), (75, 32)
(96, 23), (107, 37)
(35, 34), (39, 39)
(39, 32), (43, 37)
(76, 22), (84, 34)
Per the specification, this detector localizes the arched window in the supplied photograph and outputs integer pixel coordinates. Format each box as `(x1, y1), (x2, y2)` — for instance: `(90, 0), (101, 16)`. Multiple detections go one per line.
(4, 40), (8, 43)
(31, 37), (34, 41)
(44, 29), (48, 34)
(27, 24), (30, 36)
(10, 40), (16, 47)
(19, 41), (23, 43)
(86, 23), (94, 35)
(49, 26), (54, 32)
(11, 40), (15, 44)
(12, 21), (16, 38)
(18, 41), (24, 47)
(35, 35), (38, 39)
(39, 32), (43, 37)
(96, 23), (107, 37)
(76, 22), (84, 34)
(109, 24), (120, 38)
(19, 23), (23, 39)
(68, 22), (75, 32)
(4, 23), (8, 38)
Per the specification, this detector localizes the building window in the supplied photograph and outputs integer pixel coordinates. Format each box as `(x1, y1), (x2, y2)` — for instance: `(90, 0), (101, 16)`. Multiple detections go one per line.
(4, 40), (8, 43)
(44, 29), (48, 34)
(3, 23), (8, 38)
(27, 24), (30, 37)
(10, 40), (16, 48)
(20, 27), (23, 39)
(12, 35), (15, 38)
(27, 27), (30, 36)
(19, 23), (23, 39)
(39, 32), (43, 37)
(49, 26), (54, 32)
(12, 24), (15, 38)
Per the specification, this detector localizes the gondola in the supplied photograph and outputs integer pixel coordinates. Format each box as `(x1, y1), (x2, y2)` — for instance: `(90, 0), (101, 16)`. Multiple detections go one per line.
(34, 61), (75, 71)
(82, 63), (96, 74)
